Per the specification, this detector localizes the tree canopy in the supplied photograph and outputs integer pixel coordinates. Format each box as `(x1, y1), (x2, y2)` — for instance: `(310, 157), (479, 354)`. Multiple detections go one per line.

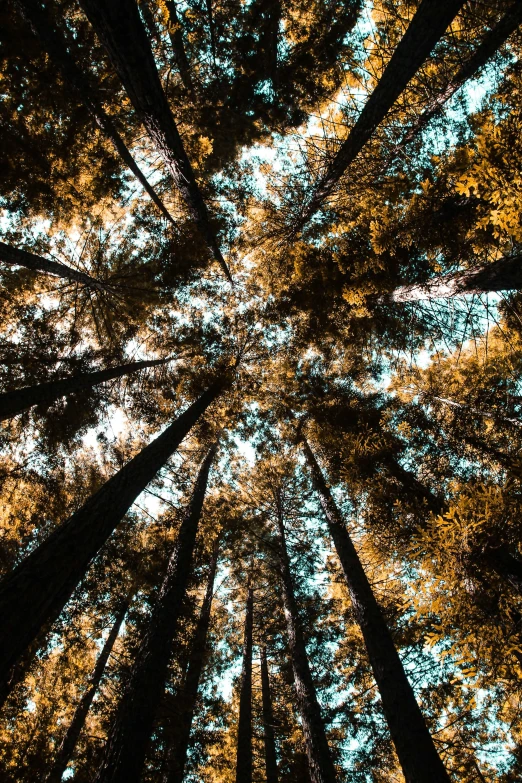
(1, 1), (522, 781)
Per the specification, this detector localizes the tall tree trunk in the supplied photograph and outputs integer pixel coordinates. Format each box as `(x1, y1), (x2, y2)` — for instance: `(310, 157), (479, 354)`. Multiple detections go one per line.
(13, 0), (174, 224)
(46, 597), (132, 783)
(0, 356), (172, 422)
(260, 646), (278, 783)
(205, 0), (217, 70)
(94, 443), (219, 783)
(0, 241), (112, 293)
(163, 0), (195, 95)
(0, 381), (224, 697)
(235, 585), (254, 783)
(275, 510), (337, 783)
(301, 435), (451, 783)
(297, 0), (466, 229)
(78, 0), (231, 281)
(382, 253), (522, 303)
(162, 537), (220, 783)
(395, 2), (522, 151)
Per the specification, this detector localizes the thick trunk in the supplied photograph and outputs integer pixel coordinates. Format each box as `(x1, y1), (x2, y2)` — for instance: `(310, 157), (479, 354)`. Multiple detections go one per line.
(79, 0), (231, 281)
(235, 585), (254, 783)
(397, 2), (522, 150)
(163, 538), (220, 783)
(164, 1), (195, 95)
(46, 598), (131, 783)
(298, 0), (466, 228)
(0, 381), (223, 696)
(0, 356), (171, 422)
(0, 241), (111, 293)
(301, 436), (450, 783)
(14, 0), (174, 224)
(94, 444), (218, 783)
(260, 646), (278, 783)
(384, 253), (522, 303)
(276, 513), (337, 783)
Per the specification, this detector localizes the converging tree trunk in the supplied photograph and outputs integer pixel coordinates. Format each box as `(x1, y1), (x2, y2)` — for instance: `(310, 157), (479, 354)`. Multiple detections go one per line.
(395, 2), (522, 151)
(13, 0), (174, 224)
(78, 0), (231, 281)
(163, 0), (195, 95)
(0, 241), (113, 294)
(260, 646), (278, 783)
(297, 0), (466, 229)
(94, 442), (219, 783)
(0, 381), (224, 697)
(383, 253), (522, 303)
(275, 507), (337, 783)
(0, 356), (172, 422)
(162, 537), (220, 783)
(235, 585), (254, 783)
(46, 597), (132, 783)
(301, 435), (450, 783)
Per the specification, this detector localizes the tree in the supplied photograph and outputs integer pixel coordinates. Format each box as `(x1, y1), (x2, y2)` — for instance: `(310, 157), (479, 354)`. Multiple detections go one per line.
(45, 595), (132, 783)
(0, 356), (172, 421)
(94, 441), (219, 783)
(300, 432), (450, 783)
(260, 646), (278, 783)
(77, 0), (231, 280)
(162, 537), (221, 783)
(235, 584), (254, 783)
(12, 0), (174, 224)
(295, 0), (467, 229)
(0, 381), (224, 695)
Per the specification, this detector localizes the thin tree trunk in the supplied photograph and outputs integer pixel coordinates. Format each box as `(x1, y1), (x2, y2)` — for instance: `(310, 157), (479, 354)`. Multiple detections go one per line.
(0, 381), (224, 697)
(162, 537), (220, 783)
(235, 585), (254, 783)
(301, 435), (451, 783)
(382, 253), (522, 303)
(0, 241), (112, 293)
(78, 0), (231, 281)
(260, 646), (278, 783)
(205, 0), (217, 70)
(275, 509), (337, 783)
(94, 443), (219, 783)
(426, 394), (522, 429)
(13, 0), (174, 224)
(395, 2), (522, 151)
(0, 356), (172, 422)
(163, 0), (195, 95)
(46, 598), (132, 783)
(297, 0), (466, 229)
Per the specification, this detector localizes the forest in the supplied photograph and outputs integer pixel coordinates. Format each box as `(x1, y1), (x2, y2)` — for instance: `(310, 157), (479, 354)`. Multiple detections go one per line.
(1, 0), (522, 780)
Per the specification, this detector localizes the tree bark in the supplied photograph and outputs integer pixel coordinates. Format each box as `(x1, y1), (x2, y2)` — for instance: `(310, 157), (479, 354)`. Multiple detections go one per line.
(78, 0), (231, 281)
(275, 510), (337, 783)
(94, 442), (219, 783)
(235, 585), (254, 783)
(46, 598), (132, 783)
(0, 356), (172, 422)
(163, 0), (195, 95)
(383, 253), (522, 303)
(13, 0), (174, 224)
(297, 0), (466, 229)
(0, 381), (224, 697)
(260, 646), (278, 783)
(395, 2), (522, 151)
(301, 435), (451, 783)
(0, 240), (112, 293)
(162, 537), (220, 783)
